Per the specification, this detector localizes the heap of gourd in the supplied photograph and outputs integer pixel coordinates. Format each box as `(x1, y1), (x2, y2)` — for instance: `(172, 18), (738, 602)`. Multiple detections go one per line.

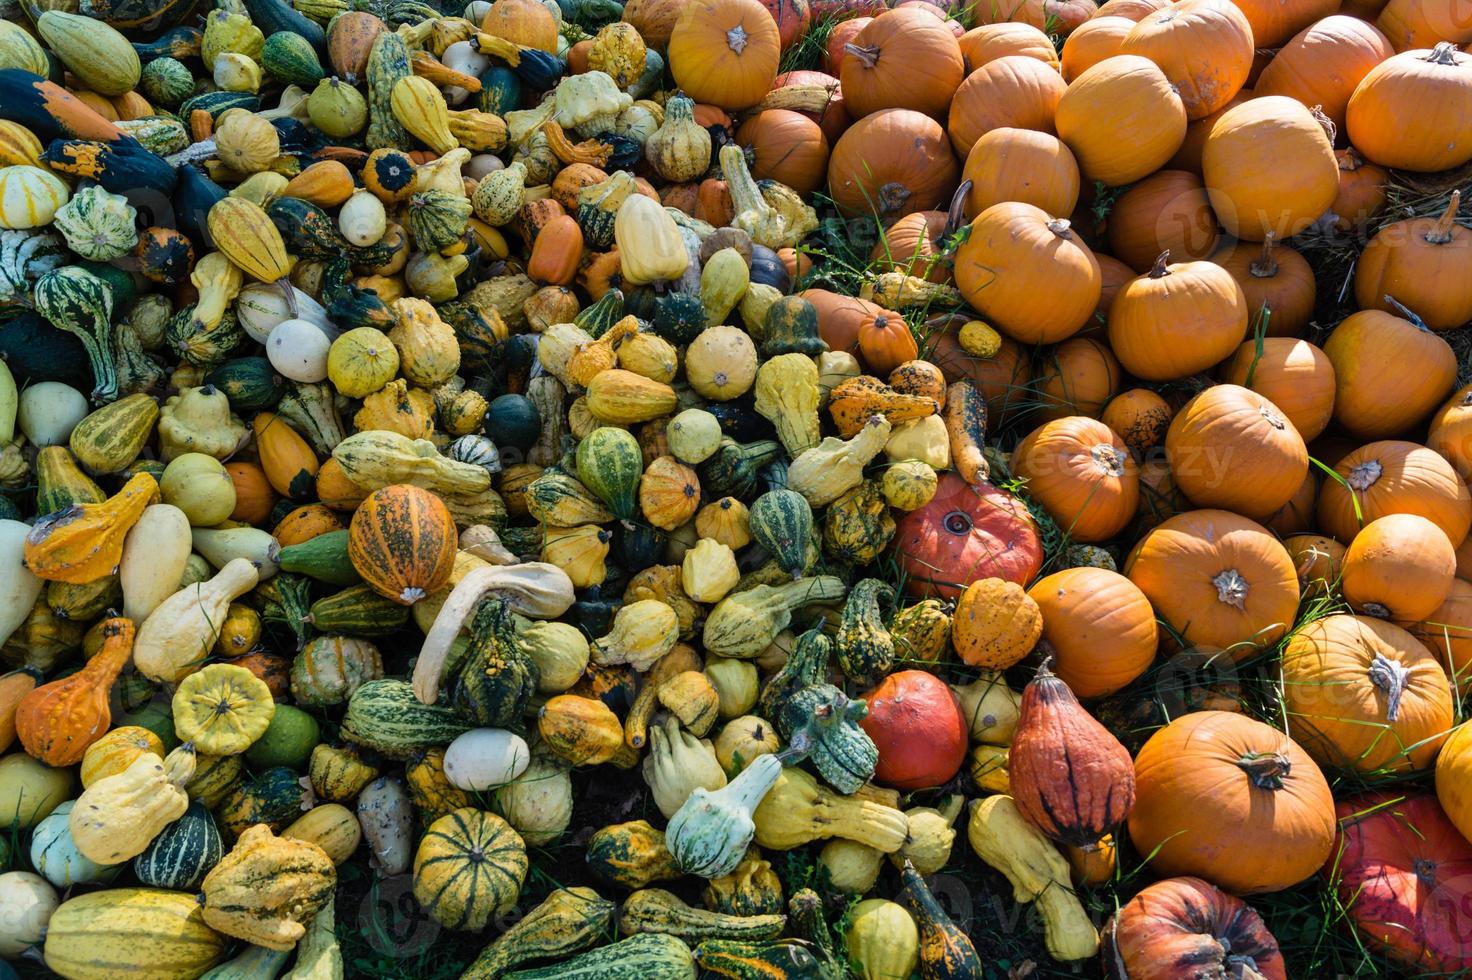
(6, 0), (1472, 974)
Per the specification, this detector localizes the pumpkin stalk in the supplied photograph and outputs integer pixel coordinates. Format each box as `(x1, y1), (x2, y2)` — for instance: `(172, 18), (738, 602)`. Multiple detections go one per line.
(1211, 569), (1249, 610)
(726, 24), (749, 53)
(1248, 234), (1280, 278)
(1425, 190), (1461, 245)
(1425, 41), (1460, 66)
(1148, 250), (1172, 279)
(842, 42), (880, 68)
(1235, 750), (1290, 790)
(1383, 294), (1432, 331)
(942, 179), (972, 242)
(1368, 651), (1412, 720)
(1045, 218), (1073, 239)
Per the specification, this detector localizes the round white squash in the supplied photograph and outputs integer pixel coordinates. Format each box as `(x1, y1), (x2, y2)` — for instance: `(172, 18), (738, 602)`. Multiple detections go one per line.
(267, 318), (333, 382)
(16, 382), (87, 446)
(443, 729), (530, 791)
(0, 519), (42, 648)
(235, 282), (331, 344)
(338, 190), (387, 247)
(0, 871), (58, 957)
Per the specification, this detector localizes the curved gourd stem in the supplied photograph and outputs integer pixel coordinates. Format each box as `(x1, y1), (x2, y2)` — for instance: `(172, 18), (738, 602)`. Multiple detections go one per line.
(941, 179), (973, 242)
(1148, 250), (1172, 278)
(1235, 750), (1290, 790)
(843, 43), (880, 68)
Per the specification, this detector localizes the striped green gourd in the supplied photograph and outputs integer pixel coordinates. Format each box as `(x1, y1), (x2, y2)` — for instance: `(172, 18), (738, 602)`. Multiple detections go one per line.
(341, 679), (472, 759)
(134, 800), (223, 890)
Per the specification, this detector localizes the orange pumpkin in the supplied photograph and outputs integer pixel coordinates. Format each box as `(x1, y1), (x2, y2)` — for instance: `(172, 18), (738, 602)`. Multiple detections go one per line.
(1328, 148), (1389, 234)
(801, 288), (884, 354)
(1164, 384), (1308, 521)
(1105, 169), (1220, 273)
(1212, 235), (1316, 338)
(316, 457), (368, 512)
(958, 22), (1061, 71)
(927, 326), (1031, 423)
(252, 412), (320, 501)
(526, 214), (583, 287)
(1101, 388), (1173, 458)
(970, 0), (1094, 34)
(856, 309), (919, 375)
(480, 0), (558, 51)
(16, 617), (135, 766)
(1108, 253), (1249, 381)
(1201, 96), (1338, 242)
(1282, 614), (1453, 772)
(1129, 710), (1336, 893)
(1060, 16), (1134, 80)
(1119, 0), (1255, 120)
(622, 0), (685, 51)
(961, 127), (1080, 220)
(827, 108), (958, 220)
(945, 54), (1067, 156)
(954, 202), (1101, 344)
(858, 670), (969, 789)
(1232, 0), (1339, 47)
(1355, 192), (1472, 333)
(1264, 468), (1319, 537)
(1429, 384), (1472, 481)
(1318, 440), (1472, 547)
(1413, 577), (1472, 681)
(1027, 567), (1158, 697)
(1347, 42), (1472, 172)
(736, 109), (829, 195)
(1165, 91), (1249, 174)
(1322, 308), (1457, 440)
(1056, 55), (1187, 186)
(348, 484), (458, 605)
(1125, 509), (1299, 656)
(839, 7), (964, 118)
(226, 460), (276, 525)
(1218, 337), (1336, 442)
(271, 503), (343, 547)
(667, 0), (781, 110)
(1096, 0), (1171, 18)
(771, 70), (849, 145)
(1341, 513), (1456, 621)
(1033, 337), (1121, 421)
(823, 16), (871, 74)
(1253, 16), (1395, 134)
(1285, 532), (1346, 596)
(869, 211), (951, 284)
(1376, 0), (1472, 51)
(1012, 416), (1139, 542)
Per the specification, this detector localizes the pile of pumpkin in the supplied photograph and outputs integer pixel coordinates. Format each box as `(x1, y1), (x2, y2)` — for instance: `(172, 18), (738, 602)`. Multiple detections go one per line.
(3, 0), (1472, 973)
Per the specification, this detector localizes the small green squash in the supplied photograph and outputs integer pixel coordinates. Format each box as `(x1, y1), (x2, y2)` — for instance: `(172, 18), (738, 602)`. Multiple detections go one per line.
(261, 31), (324, 87)
(502, 933), (696, 980)
(340, 679), (472, 759)
(68, 393), (159, 475)
(459, 887), (616, 980)
(747, 489), (812, 580)
(204, 357), (288, 413)
(278, 530), (360, 586)
(134, 800), (224, 891)
(576, 426), (643, 523)
(215, 765), (314, 839)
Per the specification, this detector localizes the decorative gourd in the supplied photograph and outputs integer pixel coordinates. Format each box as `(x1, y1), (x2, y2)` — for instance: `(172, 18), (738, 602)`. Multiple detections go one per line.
(171, 663), (275, 756)
(621, 888), (784, 942)
(334, 430), (492, 497)
(643, 715), (729, 818)
(1104, 875), (1286, 979)
(23, 472), (158, 584)
(357, 775), (413, 875)
(341, 679), (472, 758)
(42, 888), (226, 980)
(778, 685), (879, 794)
(666, 749), (790, 879)
(703, 576), (847, 659)
(788, 415), (892, 507)
(208, 197), (291, 282)
(348, 484), (457, 606)
(158, 386), (247, 462)
(591, 599), (680, 671)
(16, 616), (135, 766)
(30, 801), (121, 888)
(133, 799), (223, 891)
(753, 766), (909, 852)
(0, 165), (70, 230)
(586, 819), (684, 889)
(201, 823), (335, 951)
(69, 743), (196, 864)
(52, 185), (137, 261)
(413, 808), (527, 931)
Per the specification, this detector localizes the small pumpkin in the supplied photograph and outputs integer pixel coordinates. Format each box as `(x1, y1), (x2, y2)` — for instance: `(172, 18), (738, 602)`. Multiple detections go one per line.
(348, 484), (457, 605)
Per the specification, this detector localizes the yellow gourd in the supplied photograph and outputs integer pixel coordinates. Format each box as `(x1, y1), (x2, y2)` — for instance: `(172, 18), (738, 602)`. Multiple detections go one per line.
(388, 298), (461, 388)
(787, 415), (892, 507)
(590, 599), (679, 671)
(753, 353), (821, 454)
(752, 767), (909, 852)
(201, 823), (337, 951)
(847, 899), (919, 980)
(172, 663), (276, 755)
(69, 743), (196, 864)
(22, 472), (159, 584)
(134, 557), (260, 683)
(884, 415), (949, 469)
(390, 76), (457, 155)
(615, 193), (688, 285)
(158, 386), (248, 461)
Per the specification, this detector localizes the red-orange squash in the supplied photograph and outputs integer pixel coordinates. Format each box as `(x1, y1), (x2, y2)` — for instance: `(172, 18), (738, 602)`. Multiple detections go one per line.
(1008, 660), (1135, 847)
(1012, 416), (1139, 543)
(667, 0), (781, 110)
(945, 54), (1067, 156)
(1119, 0), (1255, 119)
(1129, 710), (1335, 893)
(826, 108), (959, 220)
(891, 474), (1044, 599)
(856, 308), (919, 375)
(1218, 337), (1336, 442)
(1104, 877), (1288, 979)
(1027, 568), (1158, 698)
(960, 127), (1079, 220)
(1125, 509), (1299, 656)
(526, 214), (583, 287)
(347, 484), (457, 605)
(858, 670), (968, 789)
(1340, 513), (1456, 621)
(839, 7), (964, 118)
(1253, 15), (1395, 133)
(1107, 253), (1248, 381)
(1164, 383), (1308, 521)
(16, 617), (134, 766)
(1105, 170), (1219, 273)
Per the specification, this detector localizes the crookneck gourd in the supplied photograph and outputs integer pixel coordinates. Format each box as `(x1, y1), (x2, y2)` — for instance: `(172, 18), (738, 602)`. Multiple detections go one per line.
(452, 597), (540, 728)
(777, 684), (879, 795)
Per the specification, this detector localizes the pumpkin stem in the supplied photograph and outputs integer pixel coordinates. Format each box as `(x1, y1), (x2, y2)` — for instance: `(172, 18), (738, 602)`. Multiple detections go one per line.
(1235, 750), (1290, 790)
(843, 42), (879, 69)
(1045, 218), (1073, 239)
(1362, 601), (1392, 618)
(943, 179), (972, 241)
(1368, 651), (1411, 720)
(1225, 953), (1271, 980)
(1347, 458), (1382, 491)
(878, 182), (912, 216)
(1426, 190), (1462, 245)
(1148, 250), (1171, 278)
(1090, 443), (1127, 477)
(1248, 234), (1279, 278)
(1384, 294), (1431, 331)
(1425, 41), (1460, 66)
(727, 24), (750, 53)
(1310, 104), (1336, 146)
(1211, 569), (1249, 610)
(1258, 405), (1286, 431)
(1339, 148), (1364, 173)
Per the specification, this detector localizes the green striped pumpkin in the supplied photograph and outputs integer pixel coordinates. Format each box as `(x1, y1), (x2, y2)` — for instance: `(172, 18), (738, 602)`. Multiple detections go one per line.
(52, 186), (138, 262)
(412, 808), (528, 931)
(341, 679), (472, 759)
(134, 800), (223, 891)
(204, 356), (288, 413)
(747, 489), (813, 579)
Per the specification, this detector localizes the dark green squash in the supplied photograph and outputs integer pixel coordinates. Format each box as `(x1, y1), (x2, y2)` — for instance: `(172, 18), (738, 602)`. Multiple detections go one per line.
(698, 440), (782, 502)
(485, 394), (541, 451)
(452, 598), (539, 729)
(42, 137), (178, 196)
(477, 64), (521, 115)
(652, 290), (706, 345)
(574, 288), (624, 337)
(511, 47), (564, 91)
(503, 934), (695, 980)
(277, 529), (360, 586)
(748, 245), (790, 292)
(0, 312), (90, 389)
(575, 426), (643, 522)
(822, 480), (896, 565)
(554, 0), (624, 27)
(205, 356), (288, 412)
(133, 800), (222, 890)
(747, 489), (812, 579)
(76, 260), (135, 312)
(693, 940), (833, 980)
(261, 30), (325, 87)
(760, 296), (825, 357)
(706, 399), (775, 443)
(216, 766), (315, 839)
(614, 521), (665, 576)
(174, 163), (228, 248)
(268, 196), (350, 261)
(834, 579), (896, 686)
(307, 583), (412, 635)
(244, 0), (326, 53)
(757, 620), (830, 721)
(132, 26), (204, 63)
(85, 0), (202, 32)
(32, 265), (118, 402)
(0, 496), (17, 521)
(777, 684), (878, 795)
(340, 679), (473, 759)
(178, 89), (259, 120)
(0, 69), (125, 142)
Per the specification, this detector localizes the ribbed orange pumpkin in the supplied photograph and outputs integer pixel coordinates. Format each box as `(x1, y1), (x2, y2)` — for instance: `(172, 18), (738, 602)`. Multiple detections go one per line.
(1318, 440), (1472, 547)
(1101, 388), (1173, 458)
(226, 460), (276, 524)
(736, 109), (829, 195)
(1376, 0), (1472, 51)
(1328, 148), (1389, 234)
(1119, 0), (1255, 119)
(869, 211), (950, 284)
(1055, 55), (1187, 186)
(1285, 533), (1346, 596)
(1282, 614), (1453, 772)
(1253, 16), (1395, 134)
(1341, 513), (1456, 621)
(1108, 253), (1248, 381)
(1201, 96), (1338, 241)
(801, 288), (885, 353)
(1218, 337), (1337, 441)
(1322, 308), (1457, 440)
(481, 0), (558, 51)
(1355, 192), (1472, 332)
(771, 70), (848, 145)
(1125, 509), (1299, 656)
(1232, 0), (1340, 48)
(945, 54), (1067, 156)
(958, 22), (1062, 72)
(16, 617), (134, 766)
(954, 202), (1101, 344)
(961, 128), (1079, 220)
(667, 0), (781, 109)
(827, 108), (959, 220)
(1060, 15), (1135, 80)
(839, 7), (964, 118)
(348, 484), (457, 605)
(1347, 43), (1472, 172)
(1027, 567), (1158, 697)
(1429, 384), (1472, 481)
(1105, 169), (1220, 273)
(1164, 384), (1309, 521)
(1033, 337), (1121, 421)
(1012, 416), (1139, 542)
(1165, 91), (1249, 174)
(1212, 235), (1316, 338)
(1414, 577), (1472, 681)
(856, 309), (919, 375)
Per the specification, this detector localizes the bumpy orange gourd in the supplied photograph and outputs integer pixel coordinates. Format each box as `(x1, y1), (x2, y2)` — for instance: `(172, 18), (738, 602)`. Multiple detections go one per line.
(348, 484), (457, 605)
(22, 472), (158, 584)
(16, 617), (135, 765)
(951, 578), (1043, 669)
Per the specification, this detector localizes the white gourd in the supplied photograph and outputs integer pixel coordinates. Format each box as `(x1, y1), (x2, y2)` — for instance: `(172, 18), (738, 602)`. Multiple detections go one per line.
(443, 728), (530, 790)
(119, 504), (193, 623)
(0, 519), (42, 647)
(337, 190), (387, 247)
(0, 871), (57, 957)
(267, 318), (334, 382)
(134, 557), (260, 683)
(356, 776), (413, 875)
(16, 382), (87, 447)
(236, 282), (331, 343)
